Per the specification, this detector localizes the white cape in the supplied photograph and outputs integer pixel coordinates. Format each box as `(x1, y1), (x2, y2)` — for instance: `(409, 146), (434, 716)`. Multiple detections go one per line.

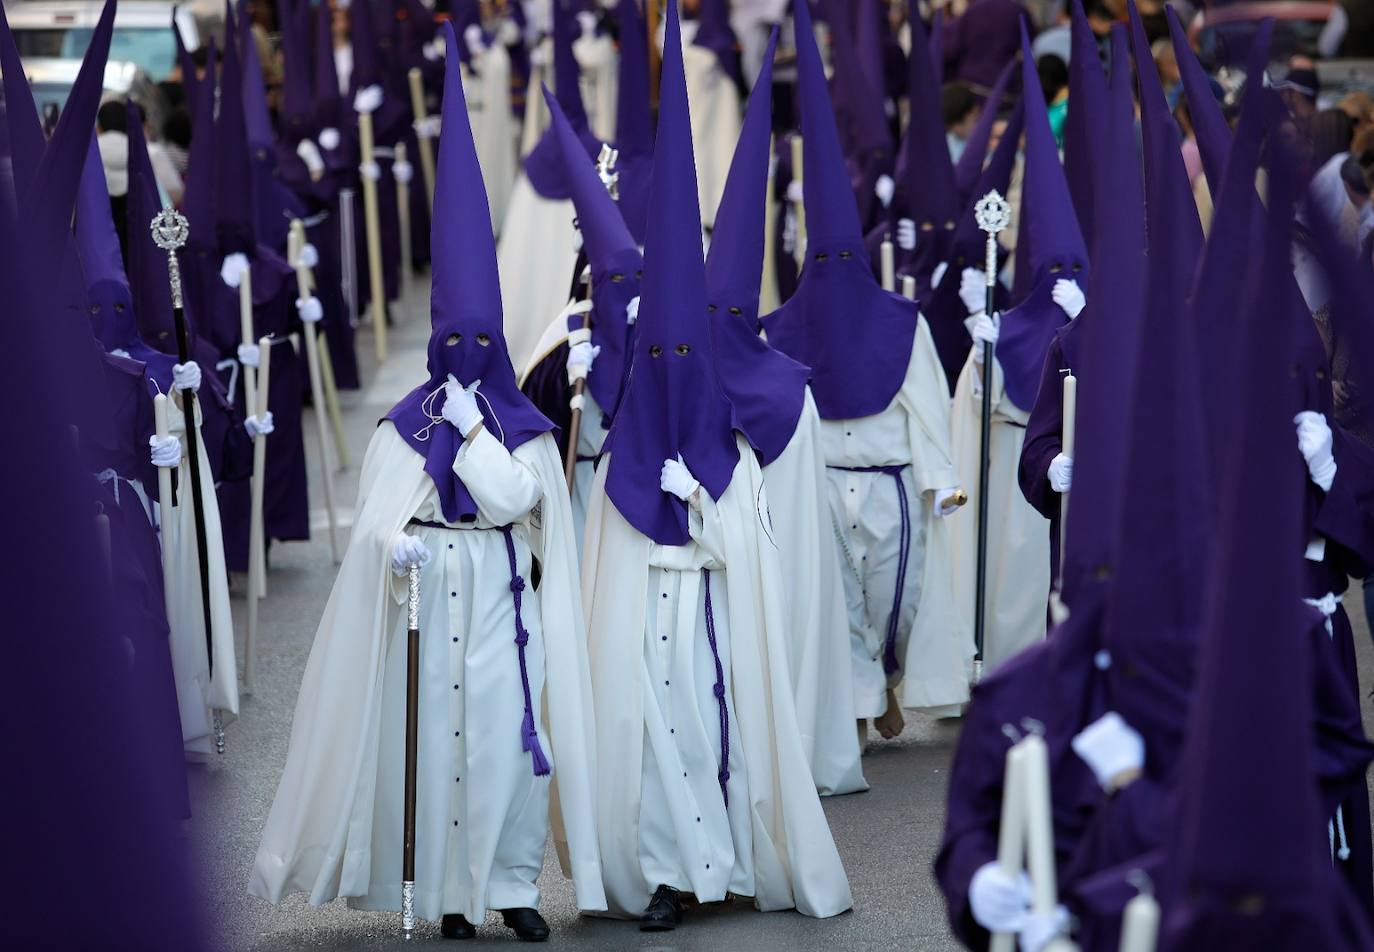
(249, 425), (605, 913)
(463, 46), (517, 231)
(683, 44), (741, 230)
(165, 394), (238, 757)
(580, 440), (853, 919)
(498, 175), (580, 375)
(763, 390), (867, 796)
(948, 350), (1049, 670)
(892, 317), (976, 709)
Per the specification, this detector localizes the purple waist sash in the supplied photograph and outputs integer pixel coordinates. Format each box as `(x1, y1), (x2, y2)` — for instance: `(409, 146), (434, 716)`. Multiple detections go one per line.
(702, 569), (730, 806)
(828, 464), (912, 677)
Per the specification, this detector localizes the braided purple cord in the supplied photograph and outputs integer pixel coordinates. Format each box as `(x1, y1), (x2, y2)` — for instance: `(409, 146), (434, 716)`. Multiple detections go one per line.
(502, 527), (550, 776)
(884, 472), (911, 677)
(702, 569), (729, 806)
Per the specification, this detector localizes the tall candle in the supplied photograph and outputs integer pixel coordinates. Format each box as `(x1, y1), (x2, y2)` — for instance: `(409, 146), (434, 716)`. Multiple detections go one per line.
(1119, 891), (1160, 952)
(1061, 373), (1078, 459)
(881, 238), (895, 291)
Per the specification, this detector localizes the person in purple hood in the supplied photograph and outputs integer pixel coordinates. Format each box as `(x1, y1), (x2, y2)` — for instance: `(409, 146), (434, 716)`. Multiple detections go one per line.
(249, 24), (603, 941)
(765, 0), (970, 744)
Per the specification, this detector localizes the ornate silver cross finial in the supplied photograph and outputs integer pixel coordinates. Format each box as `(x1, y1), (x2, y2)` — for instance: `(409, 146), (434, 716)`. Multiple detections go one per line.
(974, 190), (1011, 236)
(150, 206), (189, 251)
(595, 143), (620, 201)
(150, 207), (190, 310)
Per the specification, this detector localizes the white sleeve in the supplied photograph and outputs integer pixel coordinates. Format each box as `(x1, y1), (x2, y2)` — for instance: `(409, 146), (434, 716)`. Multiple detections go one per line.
(452, 427), (543, 525)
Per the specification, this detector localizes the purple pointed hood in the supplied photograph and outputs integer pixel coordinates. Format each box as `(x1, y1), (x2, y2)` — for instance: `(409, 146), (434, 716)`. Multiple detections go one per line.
(313, 1), (343, 124)
(895, 0), (959, 281)
(695, 0), (742, 87)
(1127, 0), (1201, 265)
(602, 0), (740, 545)
(182, 38), (219, 253)
(763, 0), (918, 421)
(923, 97), (1025, 386)
(827, 0), (890, 161)
(126, 103), (189, 357)
(1059, 24), (1146, 606)
(1063, 0), (1107, 252)
(524, 0), (601, 199)
(541, 83), (640, 420)
(238, 1), (274, 157)
(215, 12), (256, 255)
(613, 0), (653, 244)
(705, 28), (810, 467)
(1162, 142), (1367, 948)
(76, 137), (136, 350)
(1099, 37), (1214, 779)
(384, 23), (554, 524)
(0, 0), (48, 190)
(952, 57), (1016, 204)
(1189, 23), (1274, 465)
(173, 5), (199, 113)
(928, 9), (945, 86)
(278, 0), (315, 134)
(1167, 6), (1231, 199)
(994, 19), (1090, 412)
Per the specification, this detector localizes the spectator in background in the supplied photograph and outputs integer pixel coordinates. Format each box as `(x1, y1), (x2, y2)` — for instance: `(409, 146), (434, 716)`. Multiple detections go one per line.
(943, 0), (1022, 93)
(1273, 58), (1320, 125)
(1036, 54), (1069, 148)
(1032, 1), (1072, 65)
(141, 108), (185, 207)
(942, 81), (981, 162)
(1311, 108), (1357, 173)
(1309, 127), (1374, 251)
(160, 109), (192, 180)
(1338, 91), (1373, 140)
(96, 100), (130, 259)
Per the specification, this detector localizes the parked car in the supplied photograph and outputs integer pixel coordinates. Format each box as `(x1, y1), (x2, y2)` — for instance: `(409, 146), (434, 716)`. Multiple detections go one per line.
(6, 1), (213, 81)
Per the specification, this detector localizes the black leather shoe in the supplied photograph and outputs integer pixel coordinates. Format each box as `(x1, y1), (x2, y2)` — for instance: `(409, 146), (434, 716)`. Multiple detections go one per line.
(440, 914), (476, 940)
(639, 884), (684, 932)
(501, 907), (550, 942)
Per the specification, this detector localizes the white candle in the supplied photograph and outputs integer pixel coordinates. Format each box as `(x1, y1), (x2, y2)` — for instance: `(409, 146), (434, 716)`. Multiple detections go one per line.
(1020, 735), (1060, 914)
(1061, 373), (1078, 459)
(990, 744), (1029, 952)
(881, 238), (895, 292)
(901, 274), (917, 301)
(1119, 891), (1160, 952)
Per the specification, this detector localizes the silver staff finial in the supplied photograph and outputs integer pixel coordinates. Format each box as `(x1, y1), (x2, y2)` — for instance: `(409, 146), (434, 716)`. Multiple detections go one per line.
(974, 190), (1011, 236)
(150, 207), (190, 251)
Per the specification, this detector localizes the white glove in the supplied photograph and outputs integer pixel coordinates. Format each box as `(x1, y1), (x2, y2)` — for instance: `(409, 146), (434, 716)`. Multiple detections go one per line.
(496, 18), (521, 46)
(960, 266), (986, 316)
(969, 862), (1032, 933)
(1295, 411), (1337, 492)
(567, 340), (600, 384)
(422, 37), (443, 61)
(464, 23), (487, 56)
(245, 411), (275, 439)
(296, 296), (324, 323)
(442, 375), (484, 436)
(390, 533), (432, 576)
(353, 84), (384, 115)
(296, 242), (319, 270)
(149, 434), (182, 468)
(358, 160), (381, 182)
(1052, 278), (1086, 320)
(172, 360), (201, 393)
(1019, 906), (1071, 952)
(296, 138), (325, 176)
(1048, 453), (1072, 493)
(318, 127), (341, 151)
(1072, 711), (1145, 792)
(896, 218), (917, 252)
(874, 173), (895, 208)
(414, 115), (441, 139)
(934, 487), (963, 518)
(626, 295), (640, 324)
(577, 10), (598, 36)
(392, 160), (414, 184)
(931, 260), (948, 290)
(970, 313), (999, 363)
(786, 179), (804, 205)
(660, 455), (700, 501)
(220, 252), (250, 288)
(237, 342), (261, 369)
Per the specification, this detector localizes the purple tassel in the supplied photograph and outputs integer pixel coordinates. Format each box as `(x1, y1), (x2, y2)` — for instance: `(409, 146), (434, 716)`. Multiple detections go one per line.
(502, 527), (552, 777)
(703, 570), (730, 807)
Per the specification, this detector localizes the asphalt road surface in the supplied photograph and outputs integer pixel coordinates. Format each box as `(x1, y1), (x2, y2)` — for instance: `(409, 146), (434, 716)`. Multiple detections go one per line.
(190, 279), (1374, 952)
